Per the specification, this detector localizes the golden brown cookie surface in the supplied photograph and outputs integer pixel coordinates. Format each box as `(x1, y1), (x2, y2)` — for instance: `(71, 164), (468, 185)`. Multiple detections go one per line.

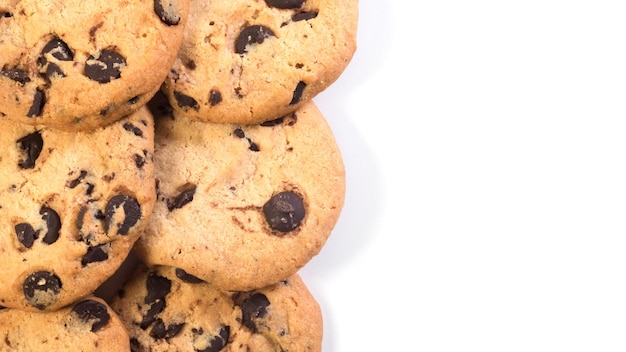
(0, 0), (190, 131)
(133, 95), (345, 291)
(0, 106), (156, 311)
(162, 0), (358, 125)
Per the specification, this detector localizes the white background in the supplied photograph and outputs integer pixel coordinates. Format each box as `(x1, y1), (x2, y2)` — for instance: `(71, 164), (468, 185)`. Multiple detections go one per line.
(302, 1), (626, 351)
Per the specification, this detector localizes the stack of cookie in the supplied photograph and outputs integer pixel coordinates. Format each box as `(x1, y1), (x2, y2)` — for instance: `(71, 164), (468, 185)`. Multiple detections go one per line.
(0, 0), (357, 350)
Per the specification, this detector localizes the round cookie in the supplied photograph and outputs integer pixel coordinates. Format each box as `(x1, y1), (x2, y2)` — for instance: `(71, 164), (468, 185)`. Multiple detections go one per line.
(0, 105), (156, 312)
(161, 0), (358, 125)
(133, 93), (345, 291)
(0, 296), (130, 351)
(0, 0), (190, 131)
(110, 265), (323, 352)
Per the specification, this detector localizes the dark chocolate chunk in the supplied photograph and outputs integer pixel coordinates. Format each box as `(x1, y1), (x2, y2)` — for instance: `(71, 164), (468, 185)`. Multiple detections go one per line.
(17, 131), (43, 169)
(104, 195), (141, 235)
(265, 0), (303, 8)
(289, 81), (306, 105)
(27, 88), (46, 117)
(260, 117), (284, 126)
(154, 0), (182, 26)
(149, 319), (167, 338)
(292, 10), (319, 22)
(235, 25), (275, 54)
(248, 140), (260, 152)
(84, 49), (126, 83)
(173, 91), (200, 111)
(145, 273), (172, 304)
(232, 128), (260, 152)
(175, 268), (204, 284)
(45, 63), (66, 80)
(233, 128), (245, 139)
(140, 299), (166, 330)
(81, 244), (109, 266)
(167, 184), (197, 211)
(1, 66), (30, 84)
(123, 122), (144, 137)
(71, 299), (111, 332)
(198, 326), (230, 352)
(40, 206), (61, 244)
(41, 37), (74, 61)
(238, 293), (270, 332)
(134, 153), (146, 168)
(15, 222), (38, 248)
(262, 191), (305, 232)
(67, 170), (88, 188)
(209, 89), (222, 106)
(23, 271), (62, 310)
(150, 319), (185, 339)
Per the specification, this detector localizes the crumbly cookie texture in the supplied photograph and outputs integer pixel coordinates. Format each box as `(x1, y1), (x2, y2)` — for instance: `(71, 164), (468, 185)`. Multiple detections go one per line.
(0, 106), (156, 312)
(161, 0), (358, 125)
(132, 93), (345, 291)
(110, 265), (323, 352)
(0, 296), (130, 352)
(0, 0), (190, 131)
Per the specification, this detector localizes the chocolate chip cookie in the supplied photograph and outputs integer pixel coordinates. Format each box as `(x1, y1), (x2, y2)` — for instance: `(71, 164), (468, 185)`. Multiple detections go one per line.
(0, 106), (156, 311)
(133, 93), (345, 291)
(161, 0), (358, 125)
(0, 0), (190, 131)
(0, 296), (130, 351)
(110, 265), (323, 352)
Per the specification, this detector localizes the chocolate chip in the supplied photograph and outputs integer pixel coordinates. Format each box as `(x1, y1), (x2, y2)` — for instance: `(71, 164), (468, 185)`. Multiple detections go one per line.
(140, 273), (171, 330)
(265, 0), (303, 8)
(235, 25), (275, 54)
(104, 195), (141, 235)
(140, 299), (166, 330)
(153, 0), (182, 26)
(237, 293), (270, 332)
(292, 10), (318, 22)
(23, 271), (62, 310)
(45, 63), (66, 80)
(209, 89), (222, 106)
(71, 299), (110, 332)
(17, 131), (43, 169)
(248, 140), (260, 152)
(232, 129), (260, 152)
(1, 66), (30, 85)
(149, 319), (167, 338)
(175, 268), (204, 284)
(41, 37), (74, 61)
(198, 326), (230, 352)
(262, 191), (305, 232)
(67, 170), (88, 189)
(40, 206), (61, 244)
(123, 122), (144, 137)
(145, 273), (171, 304)
(81, 244), (109, 266)
(289, 81), (306, 105)
(233, 128), (245, 138)
(260, 117), (284, 126)
(15, 223), (38, 248)
(167, 184), (197, 211)
(150, 319), (185, 339)
(27, 88), (46, 117)
(84, 49), (126, 83)
(173, 91), (199, 111)
(134, 153), (146, 168)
